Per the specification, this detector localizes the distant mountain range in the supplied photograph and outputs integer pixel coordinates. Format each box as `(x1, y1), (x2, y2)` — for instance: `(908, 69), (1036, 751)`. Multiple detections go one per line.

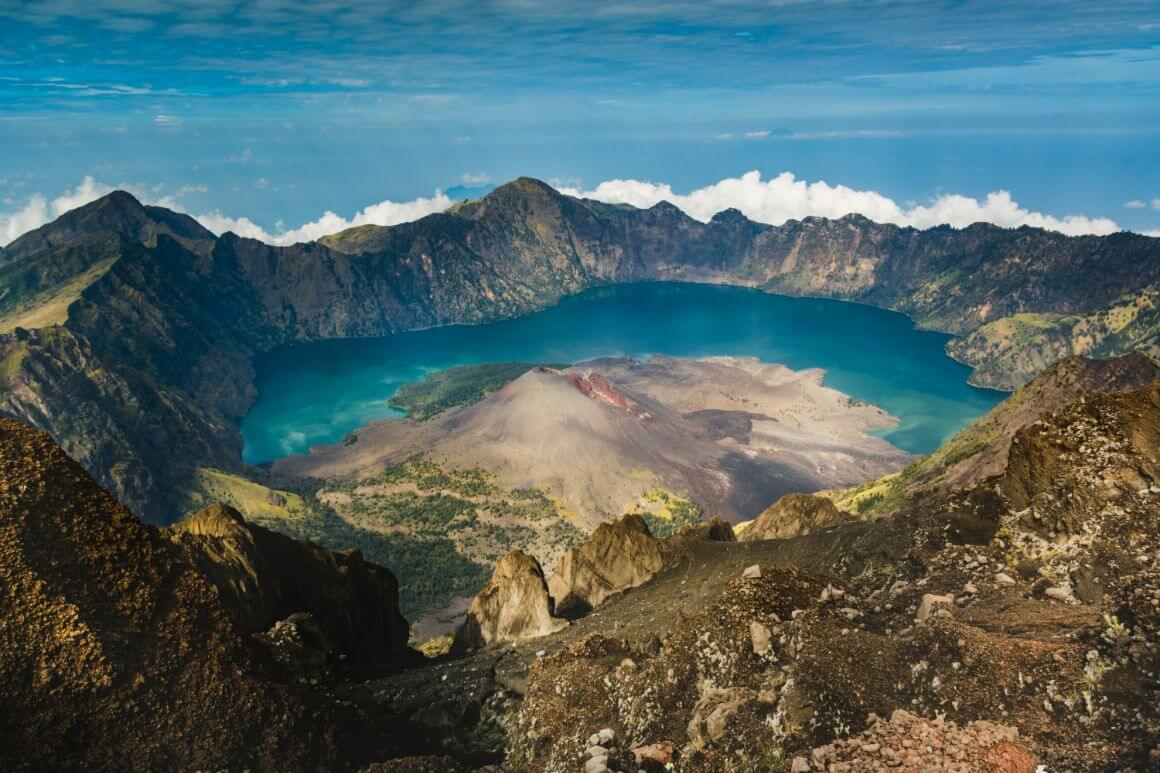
(0, 177), (1157, 521)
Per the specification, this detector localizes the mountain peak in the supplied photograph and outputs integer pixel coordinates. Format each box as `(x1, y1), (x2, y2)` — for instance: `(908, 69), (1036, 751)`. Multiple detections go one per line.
(482, 176), (563, 203)
(1, 190), (215, 267)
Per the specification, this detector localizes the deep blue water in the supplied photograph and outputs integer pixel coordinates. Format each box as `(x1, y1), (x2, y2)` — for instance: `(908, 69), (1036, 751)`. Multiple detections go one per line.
(242, 282), (1005, 463)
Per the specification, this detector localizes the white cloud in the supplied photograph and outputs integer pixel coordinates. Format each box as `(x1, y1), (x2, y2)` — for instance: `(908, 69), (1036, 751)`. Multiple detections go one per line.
(194, 190), (454, 245)
(459, 172), (491, 185)
(1143, 230), (1160, 238)
(743, 130), (770, 139)
(4, 171), (1150, 250)
(0, 176), (119, 245)
(1125, 200), (1146, 209)
(557, 170), (1122, 236)
(1155, 199), (1160, 211)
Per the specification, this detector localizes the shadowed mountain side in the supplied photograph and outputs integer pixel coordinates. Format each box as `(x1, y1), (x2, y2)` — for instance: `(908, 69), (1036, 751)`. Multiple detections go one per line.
(0, 417), (332, 769)
(168, 503), (411, 674)
(0, 416), (435, 769)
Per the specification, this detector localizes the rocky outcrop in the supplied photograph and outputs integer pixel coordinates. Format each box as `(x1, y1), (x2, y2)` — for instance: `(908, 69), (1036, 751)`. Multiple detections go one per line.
(452, 550), (566, 652)
(0, 418), (331, 770)
(168, 503), (410, 673)
(739, 493), (847, 541)
(548, 513), (667, 618)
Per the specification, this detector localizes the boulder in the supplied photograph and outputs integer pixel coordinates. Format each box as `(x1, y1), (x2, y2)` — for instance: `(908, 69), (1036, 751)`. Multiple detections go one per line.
(687, 687), (757, 744)
(452, 550), (566, 652)
(739, 493), (847, 541)
(917, 593), (955, 622)
(548, 513), (667, 618)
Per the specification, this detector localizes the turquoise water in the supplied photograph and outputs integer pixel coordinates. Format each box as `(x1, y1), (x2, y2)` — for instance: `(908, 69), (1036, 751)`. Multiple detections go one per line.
(242, 282), (1005, 463)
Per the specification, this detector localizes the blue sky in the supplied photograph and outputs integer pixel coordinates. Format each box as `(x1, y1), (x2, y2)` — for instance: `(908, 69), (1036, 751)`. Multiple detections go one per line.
(1, 1), (1159, 242)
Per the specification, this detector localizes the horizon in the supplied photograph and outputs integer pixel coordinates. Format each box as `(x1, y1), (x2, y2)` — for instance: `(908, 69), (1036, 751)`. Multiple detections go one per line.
(1, 1), (1159, 245)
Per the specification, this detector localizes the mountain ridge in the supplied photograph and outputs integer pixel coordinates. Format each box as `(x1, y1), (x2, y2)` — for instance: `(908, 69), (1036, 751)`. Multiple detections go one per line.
(0, 180), (1158, 522)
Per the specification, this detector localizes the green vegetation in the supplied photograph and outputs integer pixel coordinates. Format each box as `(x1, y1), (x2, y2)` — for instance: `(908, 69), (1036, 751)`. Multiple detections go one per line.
(626, 488), (704, 538)
(192, 464), (493, 619)
(249, 504), (491, 620)
(388, 361), (567, 420)
(0, 257), (118, 333)
(949, 285), (1160, 389)
(194, 468), (308, 520)
(305, 454), (584, 617)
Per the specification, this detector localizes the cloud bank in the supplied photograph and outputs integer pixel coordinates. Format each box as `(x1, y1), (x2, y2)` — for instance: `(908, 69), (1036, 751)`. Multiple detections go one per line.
(194, 192), (454, 245)
(556, 171), (1122, 236)
(2, 171), (1152, 249)
(0, 179), (452, 247)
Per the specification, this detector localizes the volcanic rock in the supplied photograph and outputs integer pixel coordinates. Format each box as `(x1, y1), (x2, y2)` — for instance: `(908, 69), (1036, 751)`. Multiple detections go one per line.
(548, 513), (667, 618)
(0, 418), (331, 769)
(452, 550), (566, 652)
(740, 493), (847, 541)
(168, 503), (410, 673)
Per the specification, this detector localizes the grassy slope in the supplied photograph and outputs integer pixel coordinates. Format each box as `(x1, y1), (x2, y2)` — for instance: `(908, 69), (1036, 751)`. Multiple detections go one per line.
(948, 286), (1160, 389)
(0, 258), (118, 333)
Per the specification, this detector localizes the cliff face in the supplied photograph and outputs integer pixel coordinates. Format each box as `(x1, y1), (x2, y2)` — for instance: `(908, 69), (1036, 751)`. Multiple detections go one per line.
(0, 181), (1157, 522)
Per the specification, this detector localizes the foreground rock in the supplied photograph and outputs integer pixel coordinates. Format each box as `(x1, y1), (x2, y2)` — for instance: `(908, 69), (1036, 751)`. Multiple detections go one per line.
(452, 550), (566, 652)
(739, 493), (847, 541)
(168, 503), (410, 674)
(0, 419), (330, 769)
(505, 381), (1160, 771)
(799, 709), (1038, 772)
(548, 513), (667, 617)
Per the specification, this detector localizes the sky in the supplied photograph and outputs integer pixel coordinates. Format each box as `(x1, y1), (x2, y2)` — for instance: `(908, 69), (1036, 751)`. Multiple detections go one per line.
(1, 0), (1159, 245)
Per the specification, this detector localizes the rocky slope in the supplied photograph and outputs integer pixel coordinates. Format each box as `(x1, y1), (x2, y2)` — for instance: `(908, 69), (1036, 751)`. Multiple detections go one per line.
(0, 180), (1156, 525)
(360, 372), (1160, 771)
(831, 352), (1160, 519)
(0, 417), (416, 769)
